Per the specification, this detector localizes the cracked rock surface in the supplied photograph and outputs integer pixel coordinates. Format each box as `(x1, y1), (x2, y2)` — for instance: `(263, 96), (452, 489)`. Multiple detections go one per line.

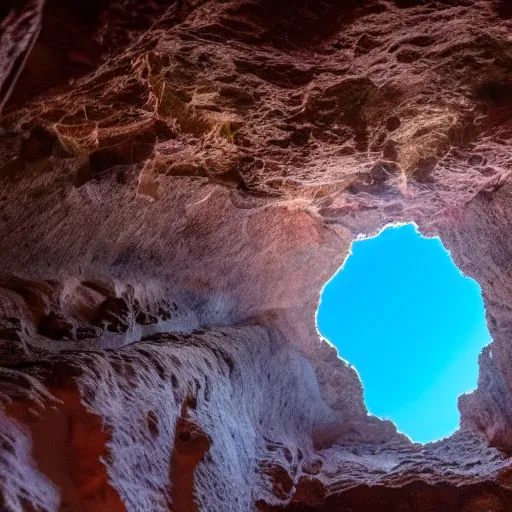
(1, 0), (512, 510)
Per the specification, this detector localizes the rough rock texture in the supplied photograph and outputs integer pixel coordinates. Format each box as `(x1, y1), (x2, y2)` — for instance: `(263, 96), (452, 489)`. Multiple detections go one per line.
(1, 0), (512, 510)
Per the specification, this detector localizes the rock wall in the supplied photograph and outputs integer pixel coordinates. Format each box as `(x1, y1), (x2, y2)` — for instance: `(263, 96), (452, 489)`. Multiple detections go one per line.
(1, 0), (512, 510)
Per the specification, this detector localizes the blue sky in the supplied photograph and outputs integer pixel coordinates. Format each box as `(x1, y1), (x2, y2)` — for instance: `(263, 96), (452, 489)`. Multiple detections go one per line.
(316, 223), (491, 443)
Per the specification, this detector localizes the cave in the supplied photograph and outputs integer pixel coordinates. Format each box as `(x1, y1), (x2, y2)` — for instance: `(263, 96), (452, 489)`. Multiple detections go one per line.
(1, 1), (512, 511)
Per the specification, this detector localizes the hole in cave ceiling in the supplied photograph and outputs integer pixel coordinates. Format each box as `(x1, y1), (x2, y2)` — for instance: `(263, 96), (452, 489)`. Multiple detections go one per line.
(317, 223), (492, 443)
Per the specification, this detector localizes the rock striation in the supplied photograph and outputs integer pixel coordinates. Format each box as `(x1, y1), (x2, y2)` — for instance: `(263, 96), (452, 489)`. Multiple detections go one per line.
(1, 0), (512, 510)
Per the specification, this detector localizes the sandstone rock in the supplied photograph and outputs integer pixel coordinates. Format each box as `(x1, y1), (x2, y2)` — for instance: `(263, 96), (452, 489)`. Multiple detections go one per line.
(1, 0), (512, 510)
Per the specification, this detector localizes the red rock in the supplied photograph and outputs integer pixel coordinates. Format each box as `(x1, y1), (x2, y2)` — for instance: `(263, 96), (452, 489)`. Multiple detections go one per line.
(1, 0), (512, 510)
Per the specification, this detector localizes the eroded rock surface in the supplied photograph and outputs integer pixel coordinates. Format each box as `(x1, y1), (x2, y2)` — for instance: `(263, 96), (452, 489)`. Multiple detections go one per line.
(1, 0), (512, 510)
